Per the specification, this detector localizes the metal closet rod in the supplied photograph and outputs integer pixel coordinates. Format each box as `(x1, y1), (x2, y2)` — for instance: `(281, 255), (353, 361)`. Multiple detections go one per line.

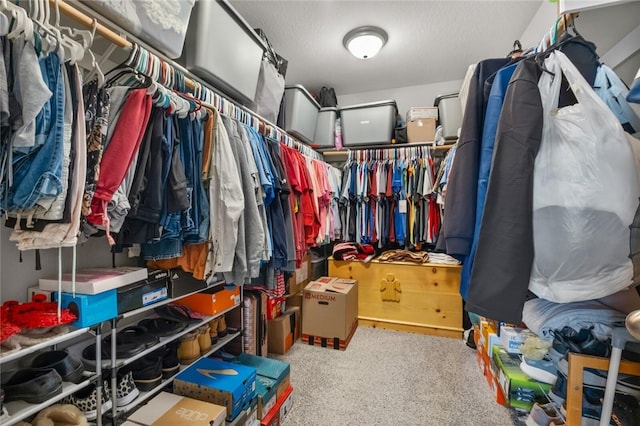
(50, 0), (324, 161)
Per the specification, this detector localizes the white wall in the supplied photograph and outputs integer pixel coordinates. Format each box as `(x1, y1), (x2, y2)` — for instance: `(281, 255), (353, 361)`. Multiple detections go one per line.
(0, 227), (135, 303)
(337, 80), (463, 120)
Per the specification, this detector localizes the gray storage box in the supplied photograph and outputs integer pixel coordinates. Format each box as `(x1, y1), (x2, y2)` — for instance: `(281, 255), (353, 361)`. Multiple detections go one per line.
(340, 100), (397, 146)
(181, 0), (265, 104)
(284, 85), (320, 144)
(313, 107), (338, 148)
(434, 93), (463, 140)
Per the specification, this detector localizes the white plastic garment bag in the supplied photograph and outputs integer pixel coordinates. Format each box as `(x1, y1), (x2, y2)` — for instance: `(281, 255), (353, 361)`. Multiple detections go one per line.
(530, 51), (640, 303)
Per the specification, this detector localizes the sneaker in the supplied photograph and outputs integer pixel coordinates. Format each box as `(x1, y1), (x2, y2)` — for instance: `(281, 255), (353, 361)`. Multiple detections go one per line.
(115, 370), (139, 406)
(62, 381), (112, 420)
(556, 357), (640, 398)
(520, 357), (558, 385)
(525, 402), (564, 426)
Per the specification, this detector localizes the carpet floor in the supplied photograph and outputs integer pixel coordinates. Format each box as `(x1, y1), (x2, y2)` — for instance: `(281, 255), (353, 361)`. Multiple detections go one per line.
(272, 326), (514, 426)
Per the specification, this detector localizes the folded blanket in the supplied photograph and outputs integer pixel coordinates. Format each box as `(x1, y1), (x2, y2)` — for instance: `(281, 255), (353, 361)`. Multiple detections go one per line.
(378, 250), (429, 263)
(333, 242), (375, 262)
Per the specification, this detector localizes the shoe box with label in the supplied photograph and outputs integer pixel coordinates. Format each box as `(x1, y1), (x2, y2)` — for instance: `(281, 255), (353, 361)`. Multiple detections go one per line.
(179, 284), (242, 316)
(260, 385), (293, 426)
(173, 358), (257, 421)
(236, 354), (291, 420)
(125, 392), (226, 426)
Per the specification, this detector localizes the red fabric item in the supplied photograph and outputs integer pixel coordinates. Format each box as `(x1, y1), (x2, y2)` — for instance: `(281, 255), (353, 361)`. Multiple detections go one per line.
(87, 90), (152, 230)
(3, 299), (77, 329)
(280, 145), (305, 267)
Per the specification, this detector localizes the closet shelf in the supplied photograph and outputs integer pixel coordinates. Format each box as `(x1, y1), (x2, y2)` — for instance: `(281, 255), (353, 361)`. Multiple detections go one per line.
(0, 327), (90, 365)
(118, 279), (226, 320)
(113, 331), (241, 416)
(2, 377), (95, 426)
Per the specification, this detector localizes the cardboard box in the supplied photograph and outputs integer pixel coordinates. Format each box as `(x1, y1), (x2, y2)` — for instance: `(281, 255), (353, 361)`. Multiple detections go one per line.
(28, 286), (53, 302)
(286, 306), (301, 342)
(127, 392), (226, 426)
(260, 385), (293, 426)
(285, 293), (303, 329)
(267, 311), (295, 355)
(407, 106), (438, 121)
(492, 344), (551, 410)
(226, 397), (257, 426)
(500, 325), (535, 355)
(287, 254), (311, 296)
(236, 354), (291, 401)
(166, 268), (210, 299)
(407, 118), (436, 143)
(53, 289), (118, 328)
(236, 355), (291, 420)
(487, 333), (501, 359)
(301, 278), (358, 350)
(180, 285), (241, 316)
(173, 358), (257, 421)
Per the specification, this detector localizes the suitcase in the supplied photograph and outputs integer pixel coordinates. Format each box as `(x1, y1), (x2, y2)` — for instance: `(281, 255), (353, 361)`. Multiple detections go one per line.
(434, 93), (463, 140)
(229, 290), (268, 356)
(340, 100), (397, 146)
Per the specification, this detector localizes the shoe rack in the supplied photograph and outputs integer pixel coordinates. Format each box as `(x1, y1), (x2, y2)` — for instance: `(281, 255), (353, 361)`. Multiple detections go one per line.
(0, 327), (105, 426)
(98, 279), (243, 423)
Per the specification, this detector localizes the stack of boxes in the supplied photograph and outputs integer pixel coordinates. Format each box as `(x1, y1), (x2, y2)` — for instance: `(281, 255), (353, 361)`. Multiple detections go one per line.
(474, 319), (551, 411)
(406, 107), (438, 143)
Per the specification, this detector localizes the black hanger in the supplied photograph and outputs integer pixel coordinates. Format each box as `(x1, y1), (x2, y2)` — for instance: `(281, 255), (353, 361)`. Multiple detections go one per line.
(507, 40), (523, 58)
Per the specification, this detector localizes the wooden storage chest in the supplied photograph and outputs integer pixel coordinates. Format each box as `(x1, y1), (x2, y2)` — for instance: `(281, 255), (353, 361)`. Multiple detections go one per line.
(328, 258), (463, 338)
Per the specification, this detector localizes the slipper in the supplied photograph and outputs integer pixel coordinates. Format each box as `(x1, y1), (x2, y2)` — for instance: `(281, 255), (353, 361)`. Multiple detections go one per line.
(138, 318), (188, 338)
(11, 326), (70, 347)
(154, 305), (202, 324)
(0, 337), (21, 357)
(82, 338), (145, 363)
(114, 326), (159, 349)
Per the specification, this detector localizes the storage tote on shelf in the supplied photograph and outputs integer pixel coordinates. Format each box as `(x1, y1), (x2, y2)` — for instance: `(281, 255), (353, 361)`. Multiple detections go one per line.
(434, 93), (462, 140)
(181, 0), (266, 104)
(284, 85), (320, 144)
(80, 0), (195, 59)
(340, 100), (398, 146)
(312, 107), (338, 148)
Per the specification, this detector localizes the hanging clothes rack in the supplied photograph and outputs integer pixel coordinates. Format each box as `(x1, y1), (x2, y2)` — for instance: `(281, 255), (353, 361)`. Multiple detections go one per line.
(50, 0), (323, 161)
(538, 12), (580, 52)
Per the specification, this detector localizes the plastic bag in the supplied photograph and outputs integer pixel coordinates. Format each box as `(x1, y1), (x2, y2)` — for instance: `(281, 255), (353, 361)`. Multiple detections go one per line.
(530, 51), (640, 303)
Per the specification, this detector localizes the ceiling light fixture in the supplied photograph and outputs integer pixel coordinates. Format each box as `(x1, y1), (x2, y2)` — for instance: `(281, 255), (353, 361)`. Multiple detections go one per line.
(343, 26), (388, 60)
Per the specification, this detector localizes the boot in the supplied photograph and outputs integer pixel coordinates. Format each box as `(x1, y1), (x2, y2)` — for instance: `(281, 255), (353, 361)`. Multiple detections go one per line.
(177, 331), (200, 365)
(208, 318), (219, 344)
(197, 325), (212, 355)
(217, 315), (228, 338)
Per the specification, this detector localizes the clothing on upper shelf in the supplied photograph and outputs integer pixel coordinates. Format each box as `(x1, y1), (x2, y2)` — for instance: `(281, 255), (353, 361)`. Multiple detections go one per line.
(0, 31), (340, 291)
(441, 35), (640, 323)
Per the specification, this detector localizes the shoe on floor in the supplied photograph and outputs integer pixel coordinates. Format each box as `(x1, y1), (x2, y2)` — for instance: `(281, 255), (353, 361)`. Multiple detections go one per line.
(31, 404), (88, 426)
(177, 331), (200, 365)
(32, 350), (85, 384)
(61, 381), (111, 421)
(520, 357), (558, 385)
(3, 368), (63, 404)
(525, 402), (564, 426)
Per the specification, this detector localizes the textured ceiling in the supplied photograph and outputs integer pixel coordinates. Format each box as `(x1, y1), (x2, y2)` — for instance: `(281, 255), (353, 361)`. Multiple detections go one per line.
(228, 0), (544, 95)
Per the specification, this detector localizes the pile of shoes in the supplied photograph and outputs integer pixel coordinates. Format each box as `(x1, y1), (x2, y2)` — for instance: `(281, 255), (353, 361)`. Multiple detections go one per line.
(1, 298), (77, 356)
(177, 314), (227, 365)
(2, 350), (85, 405)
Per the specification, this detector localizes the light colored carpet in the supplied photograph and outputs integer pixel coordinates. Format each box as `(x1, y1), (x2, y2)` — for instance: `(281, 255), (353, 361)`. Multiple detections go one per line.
(273, 327), (514, 426)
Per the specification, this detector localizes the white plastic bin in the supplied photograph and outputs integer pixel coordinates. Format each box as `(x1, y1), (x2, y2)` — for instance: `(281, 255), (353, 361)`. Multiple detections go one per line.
(81, 0), (195, 59)
(340, 100), (398, 146)
(313, 107), (338, 148)
(181, 0), (266, 104)
(434, 93), (462, 140)
(284, 85), (320, 144)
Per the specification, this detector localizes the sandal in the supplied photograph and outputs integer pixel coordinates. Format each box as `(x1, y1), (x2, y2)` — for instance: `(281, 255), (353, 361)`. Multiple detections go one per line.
(137, 318), (187, 338)
(154, 305), (203, 324)
(116, 326), (159, 348)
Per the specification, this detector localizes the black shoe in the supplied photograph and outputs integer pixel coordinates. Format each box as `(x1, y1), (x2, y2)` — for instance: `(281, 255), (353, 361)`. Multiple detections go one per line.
(124, 355), (163, 392)
(137, 318), (187, 338)
(116, 326), (159, 349)
(3, 368), (63, 404)
(32, 350), (85, 384)
(82, 338), (146, 368)
(465, 329), (476, 350)
(159, 343), (180, 379)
